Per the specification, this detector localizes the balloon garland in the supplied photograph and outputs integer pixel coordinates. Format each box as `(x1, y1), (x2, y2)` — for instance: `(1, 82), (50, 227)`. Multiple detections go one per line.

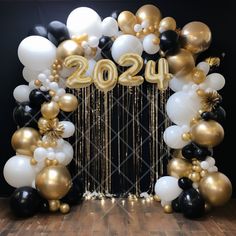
(3, 4), (231, 219)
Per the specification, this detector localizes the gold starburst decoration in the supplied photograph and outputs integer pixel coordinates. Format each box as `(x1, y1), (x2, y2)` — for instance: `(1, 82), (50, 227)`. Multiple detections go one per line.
(201, 91), (222, 111)
(38, 117), (64, 142)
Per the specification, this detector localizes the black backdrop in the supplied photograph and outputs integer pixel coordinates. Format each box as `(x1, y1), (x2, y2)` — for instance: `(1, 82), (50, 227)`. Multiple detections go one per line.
(0, 0), (235, 197)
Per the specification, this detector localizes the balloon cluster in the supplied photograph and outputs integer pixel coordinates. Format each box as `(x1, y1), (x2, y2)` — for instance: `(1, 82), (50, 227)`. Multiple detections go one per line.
(3, 4), (230, 219)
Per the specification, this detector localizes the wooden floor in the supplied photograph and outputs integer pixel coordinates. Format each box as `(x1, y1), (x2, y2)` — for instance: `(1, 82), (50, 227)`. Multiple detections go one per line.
(1, 198), (236, 236)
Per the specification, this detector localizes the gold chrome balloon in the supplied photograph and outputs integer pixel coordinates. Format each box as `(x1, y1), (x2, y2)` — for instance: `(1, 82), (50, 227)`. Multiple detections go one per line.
(60, 203), (70, 214)
(191, 68), (206, 84)
(36, 165), (72, 200)
(154, 195), (161, 202)
(56, 40), (84, 62)
(199, 172), (232, 206)
(58, 93), (78, 112)
(159, 17), (176, 33)
(163, 204), (173, 213)
(11, 127), (41, 156)
(191, 120), (224, 147)
(166, 49), (195, 76)
(118, 11), (137, 35)
(49, 200), (60, 212)
(41, 101), (60, 119)
(181, 21), (212, 54)
(167, 158), (192, 178)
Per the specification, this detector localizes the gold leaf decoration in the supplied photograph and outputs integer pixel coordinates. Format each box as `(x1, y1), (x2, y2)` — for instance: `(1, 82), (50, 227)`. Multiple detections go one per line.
(205, 57), (220, 68)
(201, 91), (222, 111)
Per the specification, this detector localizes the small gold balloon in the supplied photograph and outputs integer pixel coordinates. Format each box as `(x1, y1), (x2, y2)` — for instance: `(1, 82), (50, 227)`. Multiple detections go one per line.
(189, 172), (201, 182)
(57, 40), (84, 61)
(159, 17), (176, 33)
(30, 158), (37, 165)
(60, 203), (70, 214)
(181, 21), (212, 54)
(58, 93), (78, 112)
(136, 5), (162, 27)
(49, 200), (60, 212)
(36, 165), (72, 200)
(167, 158), (192, 178)
(41, 101), (60, 119)
(154, 195), (161, 202)
(200, 170), (208, 178)
(167, 49), (195, 76)
(118, 11), (137, 35)
(199, 172), (232, 207)
(163, 204), (173, 214)
(191, 68), (206, 84)
(11, 127), (41, 156)
(191, 120), (224, 148)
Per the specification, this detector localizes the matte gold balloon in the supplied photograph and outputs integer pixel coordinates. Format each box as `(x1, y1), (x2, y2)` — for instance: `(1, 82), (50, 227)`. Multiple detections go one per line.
(167, 158), (192, 178)
(191, 68), (206, 84)
(159, 17), (176, 33)
(11, 127), (41, 156)
(58, 93), (78, 112)
(60, 203), (70, 214)
(199, 172), (232, 206)
(36, 165), (72, 200)
(57, 40), (84, 61)
(181, 21), (212, 54)
(41, 101), (60, 119)
(118, 11), (137, 35)
(163, 204), (173, 213)
(49, 200), (60, 212)
(167, 49), (195, 76)
(191, 120), (224, 147)
(136, 5), (162, 27)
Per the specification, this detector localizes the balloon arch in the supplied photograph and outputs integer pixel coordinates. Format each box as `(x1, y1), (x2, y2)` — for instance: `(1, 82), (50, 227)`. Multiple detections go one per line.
(3, 5), (231, 219)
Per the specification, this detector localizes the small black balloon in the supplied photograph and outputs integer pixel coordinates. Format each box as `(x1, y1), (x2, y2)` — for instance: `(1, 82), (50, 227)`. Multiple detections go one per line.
(99, 36), (113, 51)
(101, 49), (113, 60)
(178, 177), (193, 190)
(160, 30), (179, 53)
(28, 25), (47, 38)
(182, 143), (196, 160)
(201, 111), (216, 121)
(110, 10), (122, 20)
(47, 21), (70, 46)
(179, 188), (205, 219)
(172, 197), (181, 213)
(10, 187), (41, 218)
(213, 106), (226, 123)
(182, 143), (210, 161)
(39, 198), (49, 213)
(29, 89), (51, 107)
(194, 146), (211, 161)
(13, 102), (40, 128)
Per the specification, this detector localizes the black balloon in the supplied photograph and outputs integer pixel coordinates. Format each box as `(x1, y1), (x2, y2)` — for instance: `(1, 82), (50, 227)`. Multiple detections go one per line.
(213, 106), (226, 124)
(110, 10), (122, 20)
(13, 102), (40, 128)
(47, 21), (70, 46)
(178, 177), (193, 190)
(179, 188), (205, 218)
(201, 111), (216, 121)
(101, 49), (113, 60)
(29, 89), (51, 107)
(160, 30), (179, 53)
(39, 198), (49, 213)
(10, 187), (41, 218)
(172, 197), (181, 213)
(99, 36), (113, 51)
(28, 25), (47, 38)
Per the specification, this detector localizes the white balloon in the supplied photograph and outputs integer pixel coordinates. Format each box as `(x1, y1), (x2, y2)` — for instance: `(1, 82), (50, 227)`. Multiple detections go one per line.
(3, 155), (36, 188)
(200, 161), (210, 170)
(23, 67), (40, 82)
(102, 17), (119, 37)
(203, 73), (225, 90)
(13, 85), (31, 102)
(208, 166), (218, 172)
(62, 140), (74, 165)
(67, 7), (102, 38)
(88, 36), (99, 47)
(197, 62), (210, 75)
(134, 24), (142, 33)
(60, 121), (75, 138)
(206, 157), (215, 167)
(155, 176), (182, 202)
(169, 77), (193, 92)
(163, 125), (189, 149)
(143, 34), (160, 54)
(34, 147), (47, 162)
(55, 152), (66, 163)
(111, 35), (143, 63)
(166, 91), (201, 126)
(18, 36), (56, 71)
(86, 59), (96, 76)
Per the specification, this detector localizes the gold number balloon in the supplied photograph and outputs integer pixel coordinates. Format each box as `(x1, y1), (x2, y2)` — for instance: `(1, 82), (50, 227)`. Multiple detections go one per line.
(118, 11), (137, 35)
(118, 53), (144, 86)
(93, 59), (118, 93)
(167, 158), (192, 178)
(145, 58), (172, 91)
(11, 127), (41, 156)
(64, 55), (93, 89)
(36, 165), (72, 200)
(199, 172), (232, 207)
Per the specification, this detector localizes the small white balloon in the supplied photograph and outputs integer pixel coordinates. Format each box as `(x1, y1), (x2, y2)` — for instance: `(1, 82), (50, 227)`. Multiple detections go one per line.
(55, 152), (66, 163)
(47, 151), (55, 160)
(208, 166), (218, 172)
(34, 147), (47, 162)
(169, 77), (192, 92)
(38, 73), (48, 83)
(23, 67), (40, 82)
(200, 161), (210, 170)
(134, 24), (142, 33)
(18, 36), (56, 71)
(57, 88), (66, 97)
(88, 36), (99, 47)
(203, 73), (225, 90)
(206, 156), (215, 167)
(143, 34), (160, 54)
(197, 62), (210, 75)
(101, 17), (119, 37)
(60, 121), (75, 138)
(13, 85), (31, 103)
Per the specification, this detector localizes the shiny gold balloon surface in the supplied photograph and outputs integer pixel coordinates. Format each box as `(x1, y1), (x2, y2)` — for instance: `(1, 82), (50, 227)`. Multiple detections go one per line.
(163, 204), (173, 213)
(191, 68), (206, 84)
(181, 21), (212, 54)
(118, 11), (137, 35)
(167, 49), (195, 76)
(49, 200), (60, 212)
(11, 127), (41, 156)
(41, 101), (60, 119)
(167, 158), (192, 178)
(57, 40), (84, 61)
(58, 93), (78, 112)
(36, 165), (72, 200)
(199, 172), (232, 206)
(191, 120), (224, 147)
(60, 203), (70, 214)
(136, 5), (162, 27)
(159, 17), (176, 32)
